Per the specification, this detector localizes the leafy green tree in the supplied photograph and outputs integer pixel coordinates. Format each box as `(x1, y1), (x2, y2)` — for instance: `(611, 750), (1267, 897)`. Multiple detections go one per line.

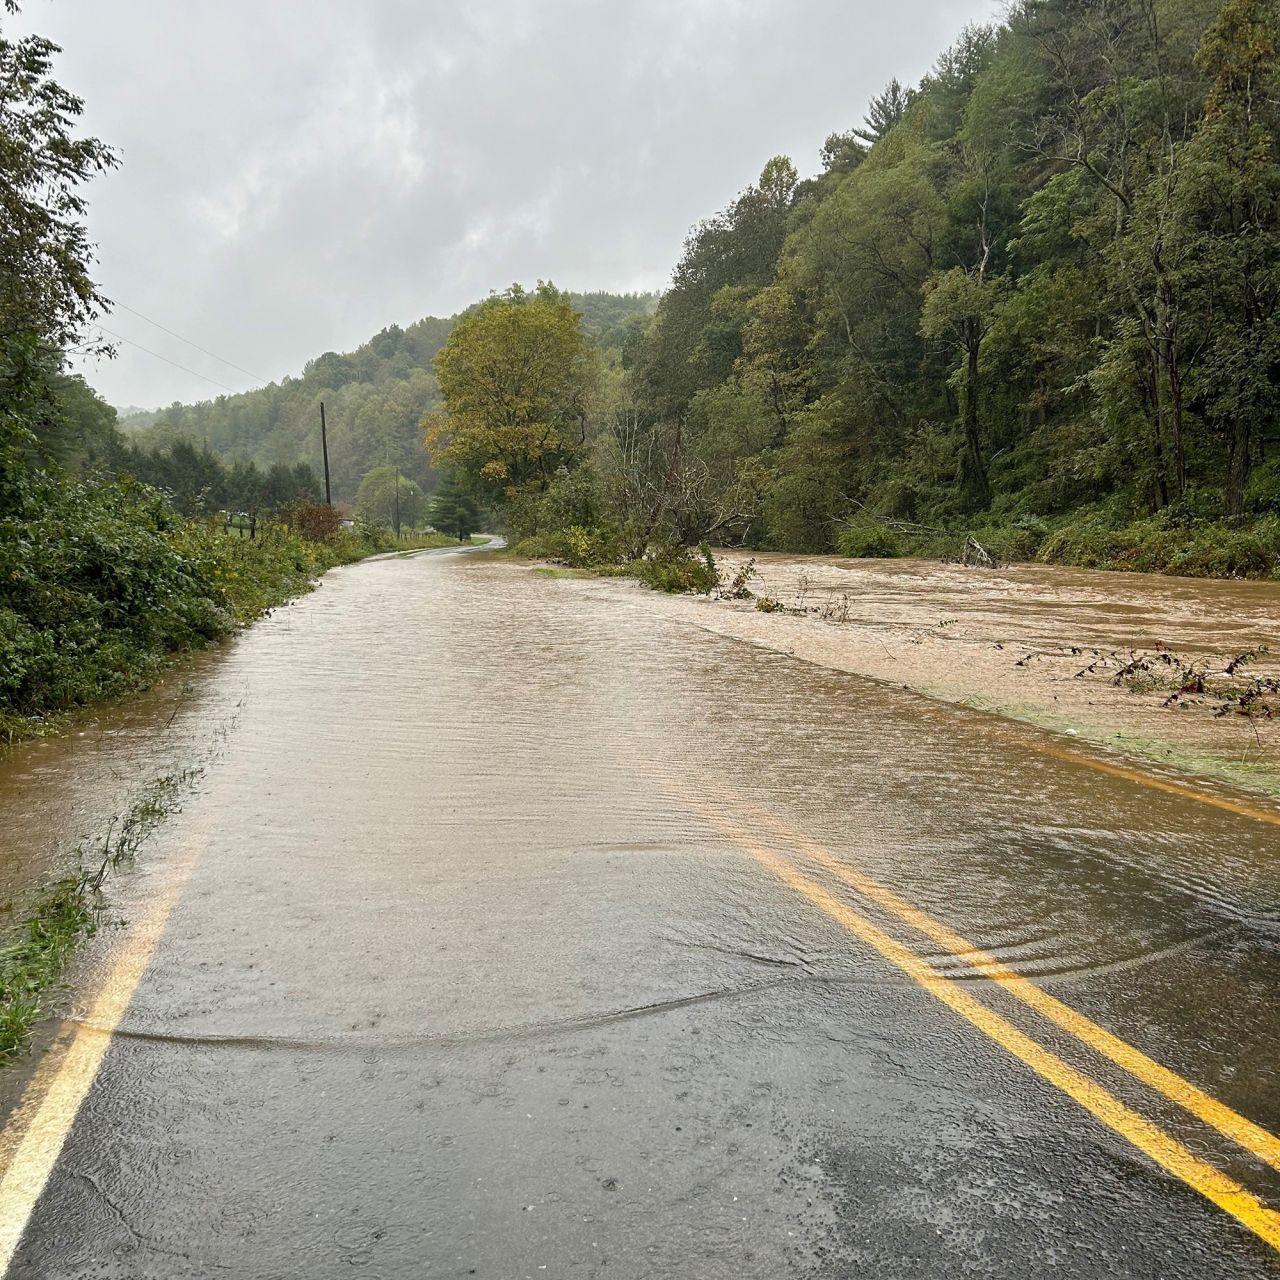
(226, 459), (266, 512)
(0, 0), (115, 497)
(818, 131), (867, 176)
(424, 283), (597, 529)
(920, 267), (1003, 508)
(157, 440), (223, 513)
(355, 463), (425, 529)
(0, 3), (115, 350)
(1177, 0), (1280, 513)
(1017, 0), (1207, 507)
(113, 441), (317, 515)
(632, 156), (798, 422)
(918, 124), (1018, 510)
(42, 374), (119, 471)
(784, 132), (945, 514)
(853, 78), (913, 145)
(263, 461), (319, 512)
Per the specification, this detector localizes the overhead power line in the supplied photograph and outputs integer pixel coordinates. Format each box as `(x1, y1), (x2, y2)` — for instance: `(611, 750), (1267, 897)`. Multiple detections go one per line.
(111, 301), (270, 384)
(93, 323), (240, 395)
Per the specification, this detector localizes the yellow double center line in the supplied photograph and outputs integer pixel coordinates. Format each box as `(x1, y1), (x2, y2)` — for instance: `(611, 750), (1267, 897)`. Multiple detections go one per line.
(666, 778), (1280, 1253)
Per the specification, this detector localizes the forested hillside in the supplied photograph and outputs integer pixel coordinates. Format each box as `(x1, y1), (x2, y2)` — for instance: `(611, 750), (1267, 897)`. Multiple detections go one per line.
(427, 0), (1280, 577)
(660, 0), (1277, 561)
(119, 292), (656, 505)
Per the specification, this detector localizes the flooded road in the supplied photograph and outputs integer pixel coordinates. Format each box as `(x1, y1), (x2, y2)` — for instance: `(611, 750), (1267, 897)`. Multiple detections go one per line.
(633, 552), (1280, 792)
(1, 546), (1280, 1276)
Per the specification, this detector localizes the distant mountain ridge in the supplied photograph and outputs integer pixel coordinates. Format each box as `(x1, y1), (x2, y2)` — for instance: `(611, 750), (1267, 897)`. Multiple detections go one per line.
(117, 290), (657, 503)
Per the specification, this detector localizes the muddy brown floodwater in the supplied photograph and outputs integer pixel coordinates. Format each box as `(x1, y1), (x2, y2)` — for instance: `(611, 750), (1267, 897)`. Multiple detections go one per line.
(587, 551), (1280, 793)
(0, 647), (233, 910)
(0, 544), (1279, 1278)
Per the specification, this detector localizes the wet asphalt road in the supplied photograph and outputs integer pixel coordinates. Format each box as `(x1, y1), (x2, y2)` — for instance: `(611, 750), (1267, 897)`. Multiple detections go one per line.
(3, 545), (1280, 1277)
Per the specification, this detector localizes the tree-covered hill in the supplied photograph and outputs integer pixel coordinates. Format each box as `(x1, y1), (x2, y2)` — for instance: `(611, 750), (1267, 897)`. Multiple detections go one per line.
(422, 0), (1280, 577)
(614, 0), (1280, 560)
(118, 292), (657, 504)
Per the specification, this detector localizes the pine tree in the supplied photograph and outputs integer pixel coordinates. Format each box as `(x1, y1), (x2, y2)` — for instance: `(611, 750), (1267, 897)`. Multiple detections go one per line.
(852, 79), (911, 146)
(428, 475), (481, 541)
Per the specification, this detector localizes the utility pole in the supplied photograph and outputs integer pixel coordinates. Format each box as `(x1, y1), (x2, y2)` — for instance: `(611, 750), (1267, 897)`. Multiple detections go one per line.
(393, 466), (401, 539)
(319, 401), (332, 506)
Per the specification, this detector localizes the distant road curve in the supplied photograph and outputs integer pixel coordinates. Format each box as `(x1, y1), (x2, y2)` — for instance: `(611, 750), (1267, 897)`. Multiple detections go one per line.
(372, 534), (506, 562)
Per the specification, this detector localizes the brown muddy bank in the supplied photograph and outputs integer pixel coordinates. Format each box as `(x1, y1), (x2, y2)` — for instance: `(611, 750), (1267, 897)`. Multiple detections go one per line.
(545, 552), (1280, 797)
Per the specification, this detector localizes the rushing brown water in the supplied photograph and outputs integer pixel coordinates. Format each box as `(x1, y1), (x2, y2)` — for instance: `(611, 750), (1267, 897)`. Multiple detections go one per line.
(580, 552), (1280, 786)
(2, 546), (1279, 1277)
(734, 552), (1280, 652)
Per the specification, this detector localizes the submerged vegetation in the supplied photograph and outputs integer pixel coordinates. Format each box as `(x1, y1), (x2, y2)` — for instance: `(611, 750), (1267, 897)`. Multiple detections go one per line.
(0, 768), (199, 1063)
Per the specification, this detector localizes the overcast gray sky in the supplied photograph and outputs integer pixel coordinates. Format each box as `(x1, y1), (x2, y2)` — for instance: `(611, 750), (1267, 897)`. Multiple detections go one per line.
(20, 0), (1001, 409)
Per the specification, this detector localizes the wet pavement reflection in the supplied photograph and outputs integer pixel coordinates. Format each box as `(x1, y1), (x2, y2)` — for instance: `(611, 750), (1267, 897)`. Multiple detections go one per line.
(1, 545), (1279, 1277)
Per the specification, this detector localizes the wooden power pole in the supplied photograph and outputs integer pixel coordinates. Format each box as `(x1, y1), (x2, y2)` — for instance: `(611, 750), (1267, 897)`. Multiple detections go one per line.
(319, 402), (332, 506)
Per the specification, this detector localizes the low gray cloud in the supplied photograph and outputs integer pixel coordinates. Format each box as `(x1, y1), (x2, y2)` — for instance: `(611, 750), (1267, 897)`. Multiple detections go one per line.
(20, 0), (1000, 407)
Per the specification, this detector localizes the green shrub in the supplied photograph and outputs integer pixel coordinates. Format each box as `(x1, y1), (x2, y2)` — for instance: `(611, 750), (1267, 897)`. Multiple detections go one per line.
(1036, 518), (1131, 568)
(825, 507), (1280, 580)
(0, 473), (393, 743)
(1035, 514), (1280, 579)
(511, 517), (632, 568)
(982, 515), (1050, 562)
(837, 522), (901, 558)
(618, 544), (719, 594)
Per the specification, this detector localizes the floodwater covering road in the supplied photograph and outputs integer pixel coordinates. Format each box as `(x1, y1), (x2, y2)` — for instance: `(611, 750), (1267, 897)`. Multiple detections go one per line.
(1, 544), (1279, 1276)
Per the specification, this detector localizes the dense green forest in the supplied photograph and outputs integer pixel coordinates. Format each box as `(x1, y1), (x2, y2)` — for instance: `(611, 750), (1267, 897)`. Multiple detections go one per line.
(427, 0), (1280, 576)
(118, 291), (657, 506)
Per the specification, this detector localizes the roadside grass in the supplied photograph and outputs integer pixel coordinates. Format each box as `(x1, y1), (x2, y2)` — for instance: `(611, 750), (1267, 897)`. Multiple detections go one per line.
(387, 532), (469, 554)
(387, 532), (492, 557)
(910, 684), (1280, 799)
(532, 566), (595, 579)
(0, 767), (200, 1065)
(0, 876), (95, 1062)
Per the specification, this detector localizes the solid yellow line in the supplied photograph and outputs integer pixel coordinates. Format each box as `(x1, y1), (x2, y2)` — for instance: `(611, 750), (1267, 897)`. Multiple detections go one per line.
(1024, 739), (1280, 828)
(735, 832), (1280, 1253)
(734, 798), (1280, 1177)
(0, 848), (198, 1274)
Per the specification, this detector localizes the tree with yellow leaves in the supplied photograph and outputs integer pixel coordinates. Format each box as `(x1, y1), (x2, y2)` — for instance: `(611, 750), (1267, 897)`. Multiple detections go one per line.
(423, 283), (598, 530)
